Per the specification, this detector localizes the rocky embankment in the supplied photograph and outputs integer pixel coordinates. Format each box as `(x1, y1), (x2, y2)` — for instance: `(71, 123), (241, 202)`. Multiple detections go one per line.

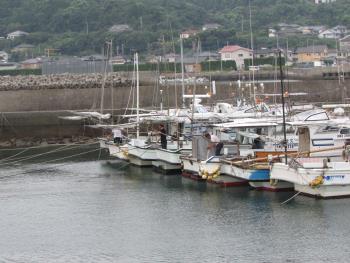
(0, 73), (130, 91)
(0, 136), (97, 149)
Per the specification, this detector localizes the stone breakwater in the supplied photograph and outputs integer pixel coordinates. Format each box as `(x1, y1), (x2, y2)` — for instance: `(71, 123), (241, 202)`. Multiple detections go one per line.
(0, 73), (131, 91)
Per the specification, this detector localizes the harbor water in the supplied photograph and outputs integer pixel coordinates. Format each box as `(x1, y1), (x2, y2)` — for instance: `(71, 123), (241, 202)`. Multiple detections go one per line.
(1, 158), (350, 262)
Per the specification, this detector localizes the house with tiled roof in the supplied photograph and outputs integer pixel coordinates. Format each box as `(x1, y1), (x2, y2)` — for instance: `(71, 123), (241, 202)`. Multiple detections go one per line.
(180, 29), (199, 39)
(7, 30), (29, 40)
(219, 45), (252, 69)
(339, 35), (350, 58)
(296, 45), (328, 62)
(20, 58), (43, 69)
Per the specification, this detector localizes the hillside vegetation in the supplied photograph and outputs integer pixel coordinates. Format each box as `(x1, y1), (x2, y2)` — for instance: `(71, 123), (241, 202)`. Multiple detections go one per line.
(0, 0), (349, 56)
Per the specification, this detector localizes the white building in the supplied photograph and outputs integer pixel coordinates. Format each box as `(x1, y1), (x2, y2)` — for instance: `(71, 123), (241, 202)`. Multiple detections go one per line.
(315, 0), (336, 3)
(318, 25), (347, 39)
(219, 45), (253, 69)
(202, 23), (221, 31)
(108, 24), (131, 33)
(180, 29), (199, 39)
(268, 28), (276, 38)
(7, 30), (29, 40)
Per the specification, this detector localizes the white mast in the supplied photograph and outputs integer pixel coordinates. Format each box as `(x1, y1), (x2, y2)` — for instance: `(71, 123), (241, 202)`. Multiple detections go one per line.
(249, 0), (255, 104)
(180, 37), (185, 108)
(136, 52), (140, 139)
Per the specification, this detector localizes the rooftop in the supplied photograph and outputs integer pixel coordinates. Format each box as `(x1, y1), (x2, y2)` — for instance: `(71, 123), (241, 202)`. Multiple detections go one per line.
(296, 45), (328, 53)
(219, 45), (252, 53)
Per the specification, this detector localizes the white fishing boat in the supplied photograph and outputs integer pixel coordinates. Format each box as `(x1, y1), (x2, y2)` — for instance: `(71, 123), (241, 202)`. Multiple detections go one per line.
(153, 141), (192, 173)
(270, 124), (350, 198)
(106, 141), (129, 161)
(214, 108), (350, 159)
(180, 134), (247, 186)
(271, 156), (350, 198)
(127, 138), (158, 167)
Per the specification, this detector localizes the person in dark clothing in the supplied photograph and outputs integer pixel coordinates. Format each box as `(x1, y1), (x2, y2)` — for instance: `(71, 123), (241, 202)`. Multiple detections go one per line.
(159, 124), (167, 149)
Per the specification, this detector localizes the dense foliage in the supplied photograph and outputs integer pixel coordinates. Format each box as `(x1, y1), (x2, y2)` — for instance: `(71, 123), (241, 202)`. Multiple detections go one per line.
(0, 0), (349, 57)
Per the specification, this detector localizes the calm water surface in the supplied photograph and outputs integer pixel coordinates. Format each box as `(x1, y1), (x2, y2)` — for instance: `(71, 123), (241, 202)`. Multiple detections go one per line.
(0, 159), (350, 262)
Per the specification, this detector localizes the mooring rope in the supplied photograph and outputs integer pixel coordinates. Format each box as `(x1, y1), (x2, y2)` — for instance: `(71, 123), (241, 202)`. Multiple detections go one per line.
(0, 147), (31, 162)
(0, 142), (98, 166)
(281, 191), (301, 205)
(0, 148), (102, 179)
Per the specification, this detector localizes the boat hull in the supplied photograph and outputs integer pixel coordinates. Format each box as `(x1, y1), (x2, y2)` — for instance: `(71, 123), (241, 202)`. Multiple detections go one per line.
(153, 148), (192, 173)
(208, 174), (248, 187)
(248, 181), (294, 192)
(128, 146), (157, 167)
(218, 163), (249, 186)
(108, 143), (129, 161)
(271, 162), (350, 198)
(294, 184), (350, 198)
(230, 165), (270, 181)
(181, 157), (221, 181)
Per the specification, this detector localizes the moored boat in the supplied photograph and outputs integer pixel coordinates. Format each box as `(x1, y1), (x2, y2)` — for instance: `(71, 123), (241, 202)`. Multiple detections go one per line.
(153, 142), (192, 174)
(270, 124), (350, 198)
(127, 139), (158, 167)
(228, 161), (293, 191)
(271, 158), (350, 198)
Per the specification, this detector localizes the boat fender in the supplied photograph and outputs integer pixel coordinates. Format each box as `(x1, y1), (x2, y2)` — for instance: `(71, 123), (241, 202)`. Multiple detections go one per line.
(180, 162), (184, 171)
(342, 147), (350, 161)
(309, 175), (324, 188)
(270, 179), (278, 186)
(267, 154), (273, 163)
(200, 166), (220, 180)
(121, 149), (129, 158)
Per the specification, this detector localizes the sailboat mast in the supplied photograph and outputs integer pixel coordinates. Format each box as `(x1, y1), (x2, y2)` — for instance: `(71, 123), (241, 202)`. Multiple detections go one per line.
(249, 0), (255, 104)
(180, 37), (185, 108)
(136, 52), (140, 139)
(100, 41), (111, 115)
(279, 50), (287, 164)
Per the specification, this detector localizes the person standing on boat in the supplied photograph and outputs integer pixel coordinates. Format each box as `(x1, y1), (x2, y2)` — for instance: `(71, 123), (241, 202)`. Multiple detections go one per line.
(159, 124), (167, 149)
(112, 127), (123, 145)
(205, 132), (223, 156)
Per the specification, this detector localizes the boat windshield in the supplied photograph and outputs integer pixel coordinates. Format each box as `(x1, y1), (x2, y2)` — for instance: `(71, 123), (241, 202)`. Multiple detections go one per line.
(275, 125), (296, 135)
(316, 125), (340, 133)
(195, 105), (208, 113)
(293, 110), (329, 121)
(340, 128), (350, 134)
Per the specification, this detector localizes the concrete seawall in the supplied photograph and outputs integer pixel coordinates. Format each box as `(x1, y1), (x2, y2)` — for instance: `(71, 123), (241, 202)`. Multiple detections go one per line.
(0, 78), (348, 112)
(0, 69), (349, 141)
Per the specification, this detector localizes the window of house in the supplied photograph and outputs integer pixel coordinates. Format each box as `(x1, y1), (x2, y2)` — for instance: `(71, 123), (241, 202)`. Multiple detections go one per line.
(238, 54), (243, 57)
(225, 53), (231, 59)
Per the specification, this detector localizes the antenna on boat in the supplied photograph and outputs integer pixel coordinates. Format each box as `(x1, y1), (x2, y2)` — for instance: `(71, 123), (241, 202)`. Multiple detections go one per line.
(278, 50), (288, 164)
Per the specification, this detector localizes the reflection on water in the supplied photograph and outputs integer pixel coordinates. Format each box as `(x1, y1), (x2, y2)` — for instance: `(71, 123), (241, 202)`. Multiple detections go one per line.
(0, 159), (350, 262)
